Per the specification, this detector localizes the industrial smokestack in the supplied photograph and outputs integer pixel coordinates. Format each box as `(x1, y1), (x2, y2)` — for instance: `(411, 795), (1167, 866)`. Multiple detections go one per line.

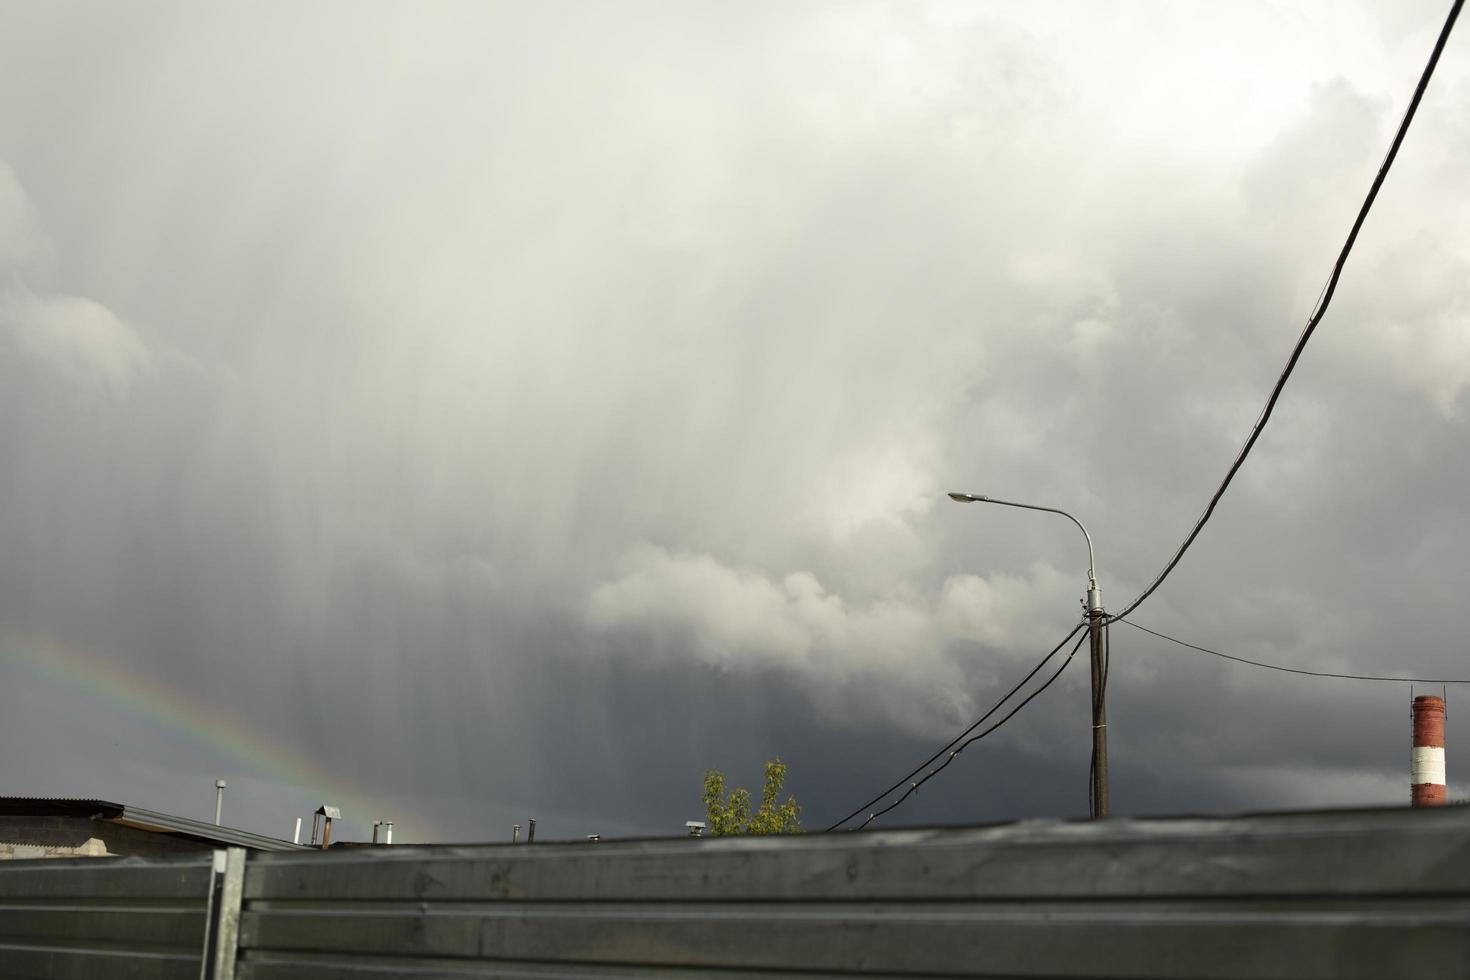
(1411, 695), (1446, 807)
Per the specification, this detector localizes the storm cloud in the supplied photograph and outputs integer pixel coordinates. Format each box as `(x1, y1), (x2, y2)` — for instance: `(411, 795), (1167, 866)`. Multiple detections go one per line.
(0, 1), (1467, 842)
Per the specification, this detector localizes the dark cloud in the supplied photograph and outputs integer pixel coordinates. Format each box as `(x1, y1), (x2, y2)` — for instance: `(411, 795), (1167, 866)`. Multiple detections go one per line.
(1, 3), (1467, 842)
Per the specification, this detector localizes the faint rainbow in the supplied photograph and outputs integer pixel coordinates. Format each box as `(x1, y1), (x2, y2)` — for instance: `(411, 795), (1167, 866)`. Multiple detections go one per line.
(1, 626), (409, 838)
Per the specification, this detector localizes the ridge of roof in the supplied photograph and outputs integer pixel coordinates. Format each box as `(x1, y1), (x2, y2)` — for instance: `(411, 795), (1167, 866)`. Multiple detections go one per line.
(0, 796), (309, 851)
(113, 804), (308, 852)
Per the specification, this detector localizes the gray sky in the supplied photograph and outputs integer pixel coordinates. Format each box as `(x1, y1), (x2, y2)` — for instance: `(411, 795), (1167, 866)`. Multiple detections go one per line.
(1, 1), (1467, 842)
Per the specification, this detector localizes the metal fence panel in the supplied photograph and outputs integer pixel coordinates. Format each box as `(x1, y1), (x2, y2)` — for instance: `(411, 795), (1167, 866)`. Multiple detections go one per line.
(236, 899), (1470, 978)
(238, 956), (904, 980)
(242, 807), (1470, 902)
(2, 808), (1467, 978)
(233, 806), (1470, 979)
(0, 853), (212, 980)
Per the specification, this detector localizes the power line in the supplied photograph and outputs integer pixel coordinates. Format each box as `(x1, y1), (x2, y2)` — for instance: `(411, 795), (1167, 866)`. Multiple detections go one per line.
(1120, 618), (1470, 684)
(823, 621), (1086, 832)
(832, 0), (1464, 835)
(1109, 0), (1465, 624)
(852, 629), (1090, 831)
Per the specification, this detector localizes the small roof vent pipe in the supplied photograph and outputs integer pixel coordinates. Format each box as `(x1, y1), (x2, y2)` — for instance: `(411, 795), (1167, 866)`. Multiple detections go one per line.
(311, 805), (341, 847)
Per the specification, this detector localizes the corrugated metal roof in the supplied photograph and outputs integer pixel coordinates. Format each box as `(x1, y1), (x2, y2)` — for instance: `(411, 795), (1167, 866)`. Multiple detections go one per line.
(113, 805), (309, 852)
(0, 797), (309, 851)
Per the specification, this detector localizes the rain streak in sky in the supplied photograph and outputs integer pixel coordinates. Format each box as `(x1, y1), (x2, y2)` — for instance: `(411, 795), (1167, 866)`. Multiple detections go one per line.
(1, 1), (1468, 841)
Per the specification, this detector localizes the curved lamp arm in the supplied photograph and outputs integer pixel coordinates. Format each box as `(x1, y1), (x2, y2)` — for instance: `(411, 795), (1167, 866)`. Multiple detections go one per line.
(947, 492), (1102, 614)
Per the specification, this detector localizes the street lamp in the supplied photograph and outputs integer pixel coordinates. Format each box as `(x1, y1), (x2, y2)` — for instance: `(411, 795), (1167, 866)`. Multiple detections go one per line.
(947, 491), (1110, 818)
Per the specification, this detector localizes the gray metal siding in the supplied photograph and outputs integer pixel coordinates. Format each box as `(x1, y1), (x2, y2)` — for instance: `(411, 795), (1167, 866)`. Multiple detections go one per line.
(234, 901), (1470, 978)
(0, 853), (212, 979)
(0, 807), (1467, 978)
(233, 807), (1470, 979)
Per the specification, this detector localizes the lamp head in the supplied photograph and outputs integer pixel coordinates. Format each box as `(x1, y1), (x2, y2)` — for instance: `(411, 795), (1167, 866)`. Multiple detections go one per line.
(947, 492), (987, 503)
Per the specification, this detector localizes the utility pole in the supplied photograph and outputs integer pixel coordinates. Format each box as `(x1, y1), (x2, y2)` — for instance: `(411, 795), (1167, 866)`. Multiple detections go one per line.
(949, 491), (1110, 819)
(1086, 586), (1108, 819)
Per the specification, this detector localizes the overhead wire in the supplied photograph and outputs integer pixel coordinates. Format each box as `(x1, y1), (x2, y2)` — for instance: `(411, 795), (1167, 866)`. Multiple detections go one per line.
(1108, 0), (1465, 625)
(825, 0), (1464, 833)
(1119, 618), (1470, 684)
(823, 621), (1085, 832)
(852, 628), (1090, 831)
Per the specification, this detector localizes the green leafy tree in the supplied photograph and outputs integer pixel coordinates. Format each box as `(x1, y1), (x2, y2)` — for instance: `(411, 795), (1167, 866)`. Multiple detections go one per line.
(702, 757), (802, 835)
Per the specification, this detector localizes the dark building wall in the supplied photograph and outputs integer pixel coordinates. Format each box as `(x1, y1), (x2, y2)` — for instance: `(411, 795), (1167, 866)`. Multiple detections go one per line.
(0, 815), (214, 859)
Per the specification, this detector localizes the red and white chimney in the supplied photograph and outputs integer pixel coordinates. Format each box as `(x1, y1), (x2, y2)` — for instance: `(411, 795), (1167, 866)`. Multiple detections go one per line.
(1411, 695), (1446, 807)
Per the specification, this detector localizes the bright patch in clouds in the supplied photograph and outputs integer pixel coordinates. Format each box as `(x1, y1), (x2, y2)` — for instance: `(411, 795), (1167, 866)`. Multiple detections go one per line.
(2, 286), (151, 392)
(0, 2), (1465, 834)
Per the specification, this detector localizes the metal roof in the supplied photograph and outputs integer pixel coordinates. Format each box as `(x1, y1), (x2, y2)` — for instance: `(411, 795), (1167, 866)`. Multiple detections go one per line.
(111, 805), (308, 852)
(0, 798), (124, 819)
(0, 797), (309, 851)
